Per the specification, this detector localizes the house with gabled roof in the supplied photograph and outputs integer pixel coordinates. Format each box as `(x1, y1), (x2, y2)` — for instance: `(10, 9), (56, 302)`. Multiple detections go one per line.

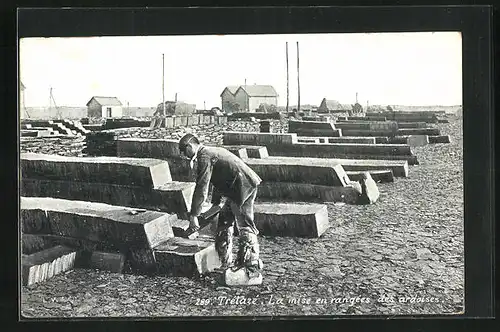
(221, 84), (278, 112)
(86, 96), (123, 118)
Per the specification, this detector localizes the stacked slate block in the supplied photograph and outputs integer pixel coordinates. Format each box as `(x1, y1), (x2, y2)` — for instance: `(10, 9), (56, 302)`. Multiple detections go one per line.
(20, 153), (222, 281)
(20, 120), (79, 138)
(223, 131), (418, 165)
(150, 115), (227, 129)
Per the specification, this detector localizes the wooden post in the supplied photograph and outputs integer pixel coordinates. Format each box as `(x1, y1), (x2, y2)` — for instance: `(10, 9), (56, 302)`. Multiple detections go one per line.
(296, 41), (300, 113)
(286, 42), (289, 114)
(162, 54), (165, 116)
(244, 78), (248, 111)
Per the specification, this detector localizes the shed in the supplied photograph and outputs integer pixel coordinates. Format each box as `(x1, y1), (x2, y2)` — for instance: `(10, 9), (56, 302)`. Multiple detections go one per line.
(221, 84), (278, 113)
(86, 96), (123, 118)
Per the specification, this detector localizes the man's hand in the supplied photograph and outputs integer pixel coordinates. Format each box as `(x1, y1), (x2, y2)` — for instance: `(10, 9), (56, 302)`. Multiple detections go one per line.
(189, 214), (200, 229)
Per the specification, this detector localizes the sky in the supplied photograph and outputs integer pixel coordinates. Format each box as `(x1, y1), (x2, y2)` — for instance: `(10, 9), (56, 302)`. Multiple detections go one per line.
(19, 32), (462, 108)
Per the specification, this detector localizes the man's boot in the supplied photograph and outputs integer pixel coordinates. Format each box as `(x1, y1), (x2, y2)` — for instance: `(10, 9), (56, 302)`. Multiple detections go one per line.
(214, 226), (234, 272)
(224, 230), (263, 286)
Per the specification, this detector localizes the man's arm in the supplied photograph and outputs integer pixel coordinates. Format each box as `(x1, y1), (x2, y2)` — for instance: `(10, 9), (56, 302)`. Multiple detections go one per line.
(190, 156), (213, 217)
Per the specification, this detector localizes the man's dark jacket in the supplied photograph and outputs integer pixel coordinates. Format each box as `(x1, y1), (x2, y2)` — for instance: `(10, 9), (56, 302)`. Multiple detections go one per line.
(190, 145), (262, 216)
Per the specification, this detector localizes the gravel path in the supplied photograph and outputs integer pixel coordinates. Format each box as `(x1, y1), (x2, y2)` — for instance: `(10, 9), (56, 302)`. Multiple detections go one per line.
(20, 117), (463, 318)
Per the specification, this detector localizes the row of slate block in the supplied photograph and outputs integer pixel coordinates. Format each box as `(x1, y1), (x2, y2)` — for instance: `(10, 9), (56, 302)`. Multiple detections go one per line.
(115, 136), (383, 204)
(222, 131), (419, 165)
(287, 118), (445, 140)
(20, 152), (333, 285)
(150, 115), (228, 129)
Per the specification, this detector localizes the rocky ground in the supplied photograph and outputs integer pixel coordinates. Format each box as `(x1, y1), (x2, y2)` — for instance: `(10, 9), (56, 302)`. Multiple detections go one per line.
(20, 117), (464, 318)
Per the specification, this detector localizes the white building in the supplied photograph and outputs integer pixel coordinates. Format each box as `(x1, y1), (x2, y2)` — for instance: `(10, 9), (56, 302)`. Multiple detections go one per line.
(221, 85), (278, 112)
(86, 96), (123, 118)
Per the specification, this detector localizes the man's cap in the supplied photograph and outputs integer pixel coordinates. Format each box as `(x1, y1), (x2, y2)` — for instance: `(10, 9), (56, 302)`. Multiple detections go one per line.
(178, 133), (197, 153)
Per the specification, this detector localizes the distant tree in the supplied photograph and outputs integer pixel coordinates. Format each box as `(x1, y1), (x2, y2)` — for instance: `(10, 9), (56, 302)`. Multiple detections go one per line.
(386, 105), (394, 111)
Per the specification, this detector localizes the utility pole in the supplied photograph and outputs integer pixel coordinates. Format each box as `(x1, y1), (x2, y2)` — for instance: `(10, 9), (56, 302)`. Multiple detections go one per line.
(296, 41), (300, 112)
(204, 101), (206, 110)
(356, 92), (358, 104)
(286, 42), (289, 114)
(49, 87), (61, 119)
(162, 53), (165, 116)
(244, 78), (247, 111)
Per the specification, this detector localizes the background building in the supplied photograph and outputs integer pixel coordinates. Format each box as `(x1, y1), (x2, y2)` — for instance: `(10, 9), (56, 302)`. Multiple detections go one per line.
(221, 84), (278, 112)
(86, 96), (123, 118)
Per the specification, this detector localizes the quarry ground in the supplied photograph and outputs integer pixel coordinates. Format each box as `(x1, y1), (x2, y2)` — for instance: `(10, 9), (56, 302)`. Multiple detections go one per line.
(20, 117), (464, 318)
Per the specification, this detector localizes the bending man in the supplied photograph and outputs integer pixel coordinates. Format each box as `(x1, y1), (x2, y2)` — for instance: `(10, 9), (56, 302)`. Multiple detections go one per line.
(178, 133), (263, 286)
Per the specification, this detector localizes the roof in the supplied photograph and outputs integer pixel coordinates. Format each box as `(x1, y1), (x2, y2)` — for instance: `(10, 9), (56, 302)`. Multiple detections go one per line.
(319, 98), (353, 111)
(237, 85), (278, 97)
(220, 86), (240, 97)
(86, 96), (123, 106)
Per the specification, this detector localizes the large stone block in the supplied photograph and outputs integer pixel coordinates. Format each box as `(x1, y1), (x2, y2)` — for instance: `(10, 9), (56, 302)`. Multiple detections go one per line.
(21, 153), (172, 188)
(345, 170), (394, 183)
(252, 156), (408, 177)
(327, 137), (377, 144)
(246, 158), (349, 186)
(407, 135), (429, 147)
(334, 122), (372, 130)
(268, 152), (419, 166)
(154, 237), (221, 276)
(20, 197), (176, 249)
(365, 112), (438, 123)
(224, 146), (248, 159)
(257, 180), (378, 205)
(297, 137), (321, 143)
(264, 142), (413, 158)
(22, 233), (53, 255)
(346, 116), (387, 121)
(221, 145), (269, 159)
(428, 135), (451, 144)
(21, 208), (52, 234)
(223, 131), (298, 145)
(126, 247), (158, 274)
(397, 128), (441, 136)
(338, 129), (398, 137)
(253, 203), (329, 237)
(289, 128), (342, 137)
(22, 245), (77, 286)
(21, 179), (195, 216)
(117, 138), (182, 159)
(87, 251), (125, 273)
(385, 135), (429, 146)
(162, 157), (193, 182)
(22, 234), (120, 269)
(288, 120), (336, 131)
(397, 122), (428, 128)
